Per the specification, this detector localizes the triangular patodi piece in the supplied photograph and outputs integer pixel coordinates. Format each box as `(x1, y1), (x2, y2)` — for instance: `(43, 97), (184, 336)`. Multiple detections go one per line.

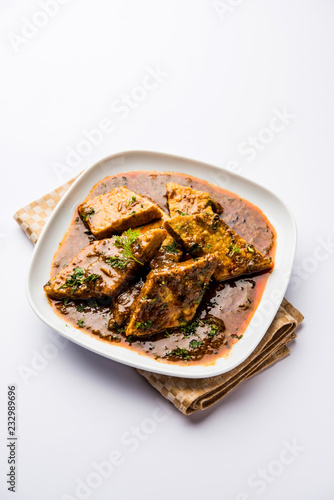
(125, 254), (218, 337)
(78, 186), (162, 239)
(44, 229), (166, 299)
(164, 213), (273, 281)
(166, 182), (223, 217)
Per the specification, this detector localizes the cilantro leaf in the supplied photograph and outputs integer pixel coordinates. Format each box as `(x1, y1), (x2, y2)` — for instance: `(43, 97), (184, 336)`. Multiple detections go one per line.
(107, 229), (143, 268)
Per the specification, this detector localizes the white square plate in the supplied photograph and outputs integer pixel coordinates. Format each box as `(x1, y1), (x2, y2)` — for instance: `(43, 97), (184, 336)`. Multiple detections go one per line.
(26, 151), (296, 378)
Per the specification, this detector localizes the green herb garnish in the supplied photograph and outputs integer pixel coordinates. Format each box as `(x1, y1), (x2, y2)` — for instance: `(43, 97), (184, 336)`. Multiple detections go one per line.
(77, 304), (85, 312)
(85, 274), (100, 283)
(107, 229), (143, 269)
(81, 207), (95, 222)
(208, 324), (219, 339)
(136, 320), (153, 330)
(228, 244), (241, 257)
(168, 347), (191, 360)
(247, 246), (255, 253)
(77, 319), (84, 327)
(58, 267), (100, 294)
(189, 340), (203, 349)
(162, 240), (179, 254)
(126, 196), (137, 207)
(176, 208), (188, 216)
(231, 333), (243, 340)
(180, 317), (203, 337)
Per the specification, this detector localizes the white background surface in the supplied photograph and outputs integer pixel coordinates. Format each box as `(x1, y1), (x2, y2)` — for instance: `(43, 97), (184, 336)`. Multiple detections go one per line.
(1, 1), (333, 499)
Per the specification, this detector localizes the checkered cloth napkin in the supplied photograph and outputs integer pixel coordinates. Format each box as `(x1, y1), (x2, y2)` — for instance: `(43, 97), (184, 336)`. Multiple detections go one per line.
(14, 179), (303, 415)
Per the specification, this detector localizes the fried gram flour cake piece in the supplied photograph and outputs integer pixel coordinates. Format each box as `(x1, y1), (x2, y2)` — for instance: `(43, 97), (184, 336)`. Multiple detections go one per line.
(164, 213), (273, 281)
(166, 182), (223, 217)
(125, 254), (218, 338)
(78, 186), (162, 239)
(44, 229), (166, 300)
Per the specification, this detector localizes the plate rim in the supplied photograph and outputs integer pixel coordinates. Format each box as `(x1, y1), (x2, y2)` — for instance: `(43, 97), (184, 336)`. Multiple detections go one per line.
(26, 149), (297, 378)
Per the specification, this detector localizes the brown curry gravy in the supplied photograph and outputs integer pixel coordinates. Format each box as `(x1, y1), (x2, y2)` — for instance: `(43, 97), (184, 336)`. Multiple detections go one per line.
(49, 171), (276, 366)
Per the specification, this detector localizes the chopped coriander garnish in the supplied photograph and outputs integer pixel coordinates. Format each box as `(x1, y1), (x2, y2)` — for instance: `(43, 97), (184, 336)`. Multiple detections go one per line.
(162, 240), (179, 254)
(231, 333), (243, 340)
(208, 324), (219, 338)
(168, 347), (191, 360)
(136, 320), (153, 330)
(77, 304), (85, 312)
(189, 340), (203, 349)
(58, 268), (100, 294)
(180, 317), (203, 337)
(84, 274), (100, 283)
(176, 208), (188, 216)
(107, 258), (127, 269)
(107, 229), (143, 269)
(77, 319), (84, 327)
(81, 207), (95, 222)
(126, 196), (137, 207)
(228, 244), (241, 257)
(63, 298), (71, 305)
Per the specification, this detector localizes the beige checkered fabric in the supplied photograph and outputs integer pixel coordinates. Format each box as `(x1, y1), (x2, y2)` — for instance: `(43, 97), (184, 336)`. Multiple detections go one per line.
(139, 299), (303, 414)
(14, 178), (76, 244)
(14, 179), (303, 415)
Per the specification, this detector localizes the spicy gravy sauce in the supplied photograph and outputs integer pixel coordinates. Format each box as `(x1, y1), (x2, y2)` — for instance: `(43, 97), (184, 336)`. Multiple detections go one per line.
(49, 171), (276, 366)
